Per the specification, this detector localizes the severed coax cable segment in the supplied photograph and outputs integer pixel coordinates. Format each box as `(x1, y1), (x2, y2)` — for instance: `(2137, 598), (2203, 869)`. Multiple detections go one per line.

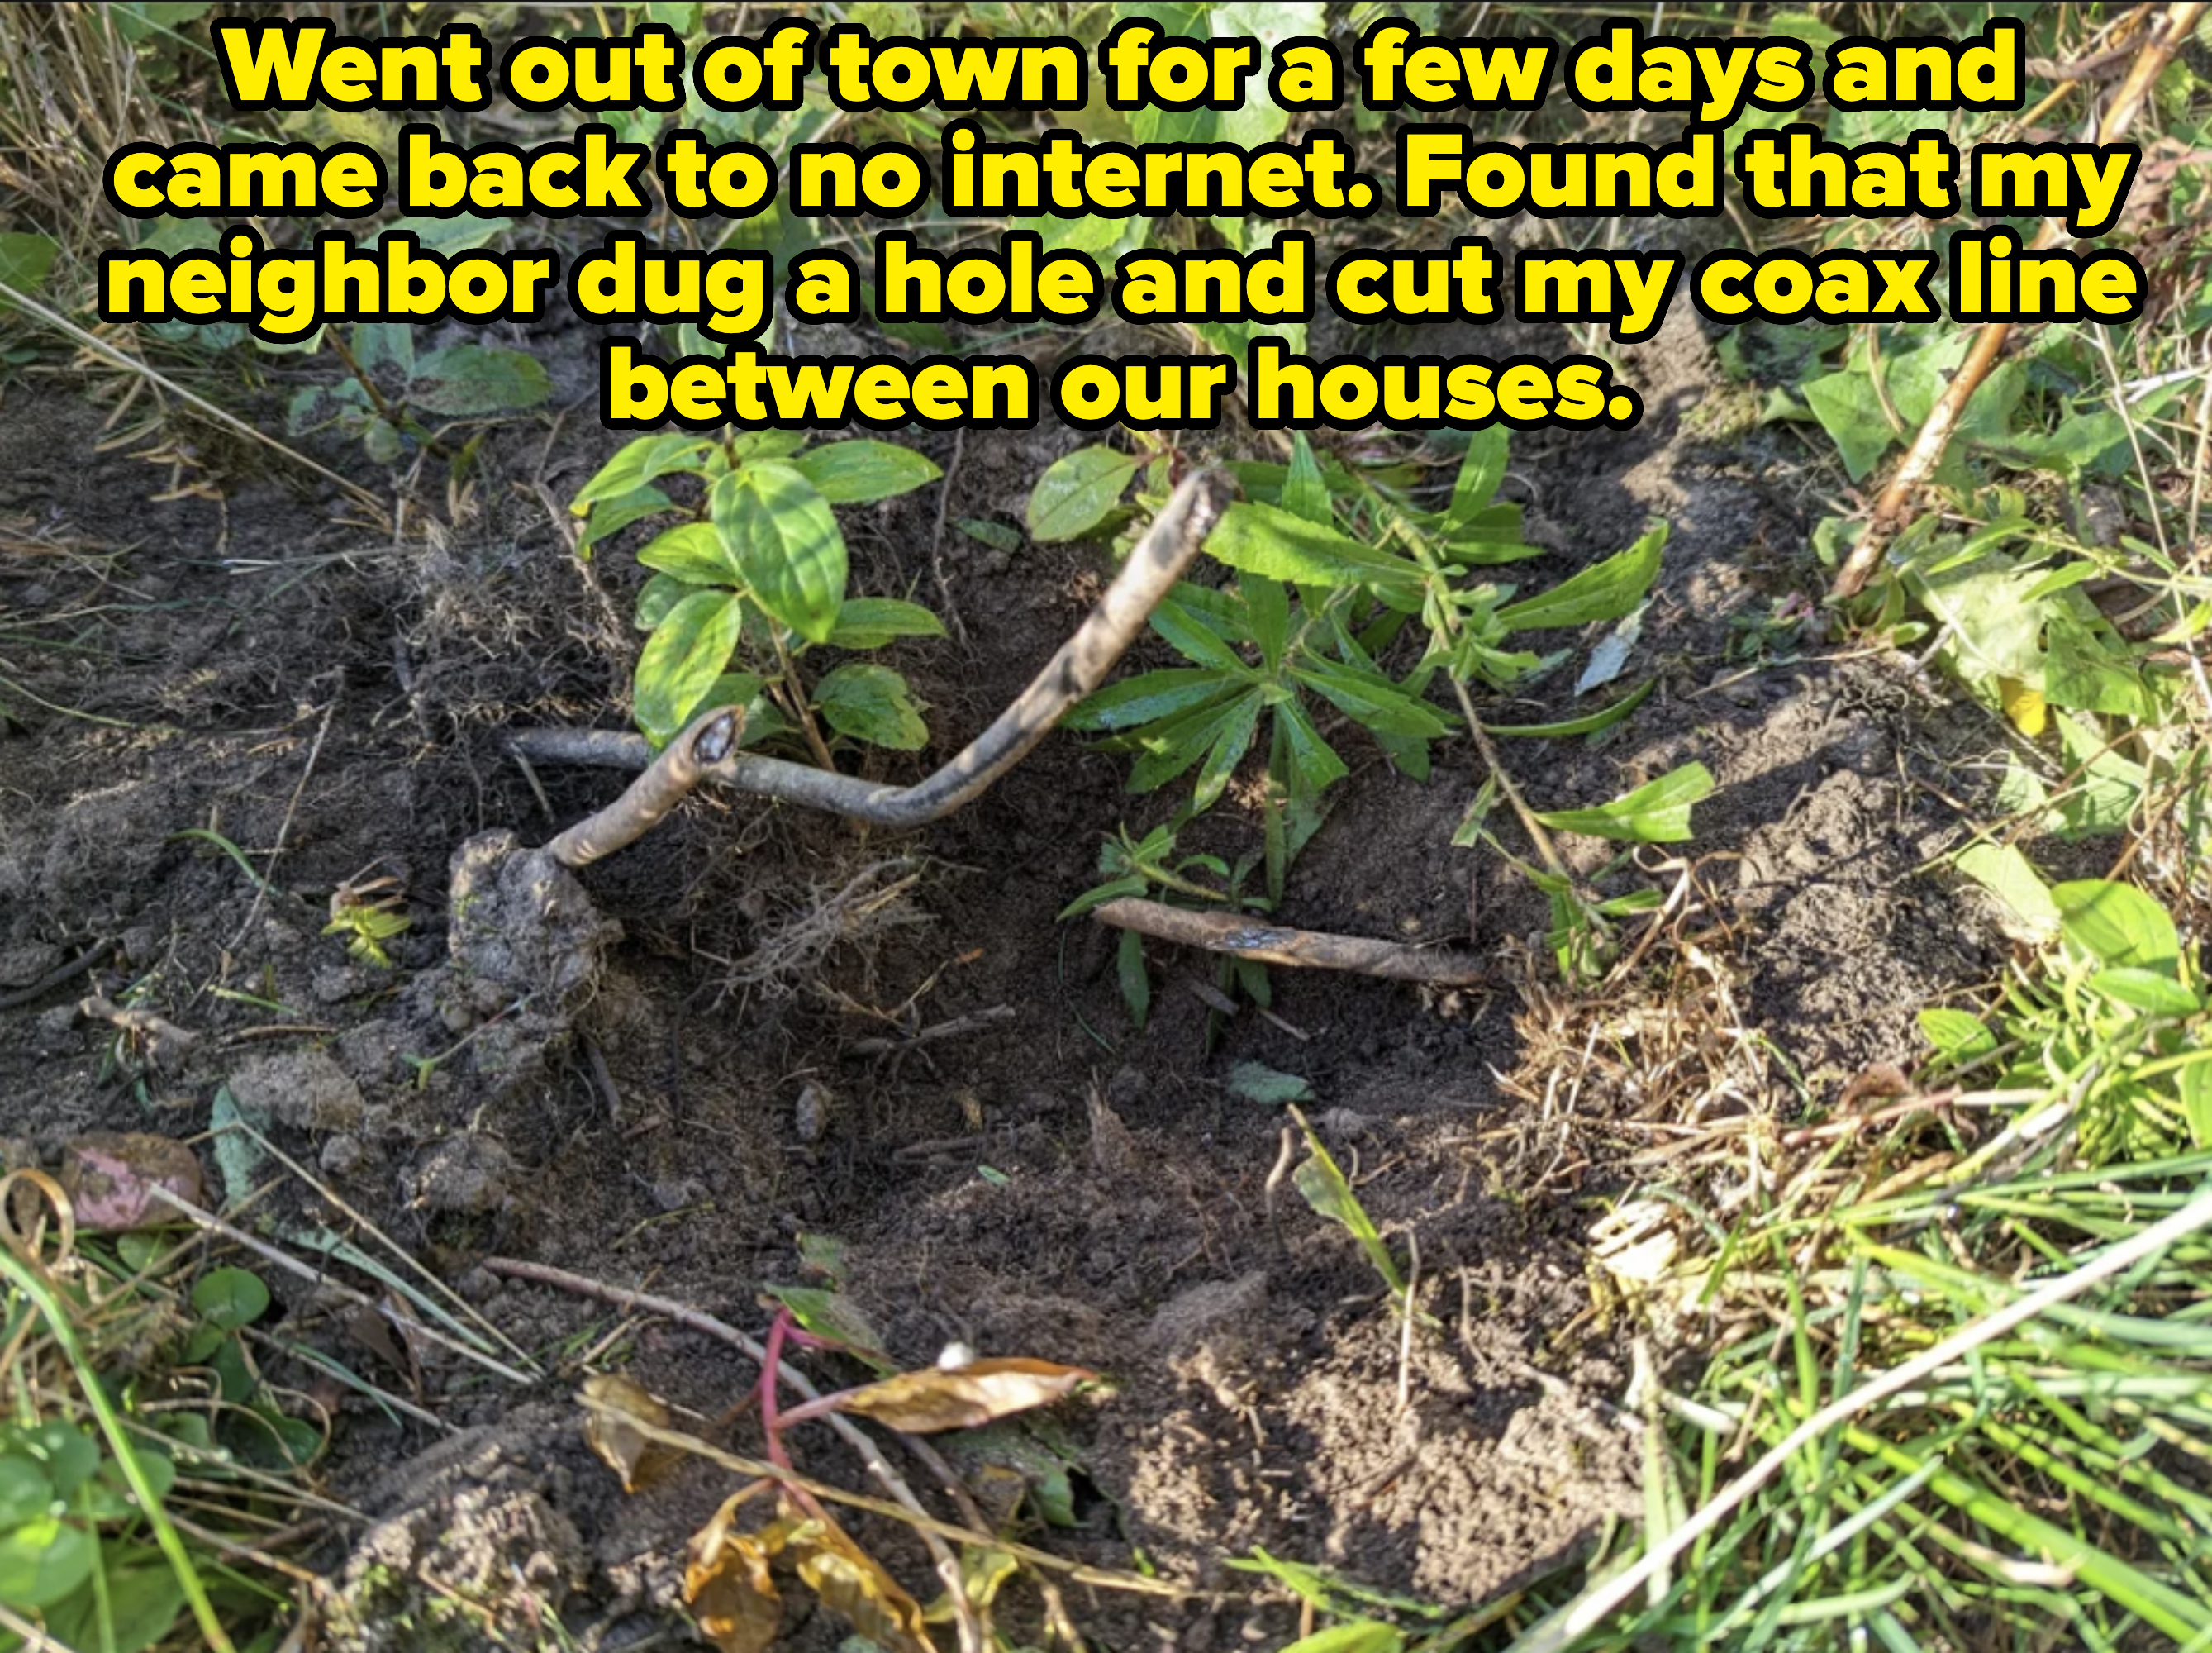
(514, 468), (1230, 845)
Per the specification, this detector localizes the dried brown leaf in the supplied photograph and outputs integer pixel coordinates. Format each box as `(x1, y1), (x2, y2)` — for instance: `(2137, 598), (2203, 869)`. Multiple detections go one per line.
(580, 1372), (680, 1493)
(786, 1515), (936, 1653)
(834, 1357), (1096, 1434)
(685, 1494), (787, 1653)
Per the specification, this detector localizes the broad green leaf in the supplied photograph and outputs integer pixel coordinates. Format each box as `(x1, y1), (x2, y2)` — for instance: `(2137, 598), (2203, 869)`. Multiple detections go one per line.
(827, 597), (946, 650)
(1281, 435), (1332, 526)
(813, 663), (928, 751)
(2045, 617), (2147, 720)
(408, 345), (551, 415)
(635, 590), (744, 744)
(1228, 1062), (1313, 1104)
(791, 440), (941, 504)
(2181, 1060), (2212, 1148)
(1955, 842), (2061, 941)
(635, 572), (706, 631)
(5, 1427), (99, 1501)
(2053, 880), (2181, 975)
(1801, 368), (1896, 480)
(637, 523), (740, 587)
(40, 1550), (187, 1653)
(0, 232), (59, 312)
(1919, 1008), (1998, 1063)
(193, 1266), (270, 1329)
(572, 434), (713, 511)
(2053, 711), (2143, 841)
(1206, 502), (1422, 589)
(1026, 446), (1140, 542)
(715, 462), (847, 643)
(1498, 522), (1668, 631)
(0, 1518), (93, 1608)
(959, 517), (1024, 554)
(577, 484), (674, 556)
(1534, 760), (1713, 843)
(0, 1458), (50, 1526)
(2084, 968), (2200, 1016)
(1488, 680), (1653, 738)
(1068, 669), (1241, 732)
(760, 1284), (891, 1368)
(1918, 557), (2047, 689)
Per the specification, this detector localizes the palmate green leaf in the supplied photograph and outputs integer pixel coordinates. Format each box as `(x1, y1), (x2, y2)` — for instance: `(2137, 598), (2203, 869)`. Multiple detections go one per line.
(1497, 521), (1669, 631)
(635, 590), (744, 745)
(408, 345), (551, 415)
(1067, 669), (1241, 732)
(1129, 691), (1263, 798)
(637, 522), (740, 587)
(826, 597), (946, 650)
(1206, 502), (1424, 590)
(791, 439), (941, 504)
(572, 433), (714, 511)
(713, 462), (847, 643)
(2052, 879), (2181, 975)
(812, 663), (928, 751)
(1534, 760), (1713, 843)
(1026, 445), (1141, 542)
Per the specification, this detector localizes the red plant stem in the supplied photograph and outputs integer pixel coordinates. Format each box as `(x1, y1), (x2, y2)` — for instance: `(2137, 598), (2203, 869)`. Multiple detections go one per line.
(761, 1306), (792, 1471)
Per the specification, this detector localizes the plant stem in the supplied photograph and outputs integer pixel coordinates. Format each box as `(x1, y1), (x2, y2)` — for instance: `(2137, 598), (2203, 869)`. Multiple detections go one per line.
(770, 625), (839, 772)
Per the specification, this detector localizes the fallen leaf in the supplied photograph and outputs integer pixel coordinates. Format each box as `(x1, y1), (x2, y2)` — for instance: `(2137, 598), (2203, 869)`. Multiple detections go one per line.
(685, 1493), (786, 1653)
(580, 1373), (680, 1493)
(56, 1133), (203, 1233)
(785, 1513), (936, 1653)
(832, 1358), (1096, 1435)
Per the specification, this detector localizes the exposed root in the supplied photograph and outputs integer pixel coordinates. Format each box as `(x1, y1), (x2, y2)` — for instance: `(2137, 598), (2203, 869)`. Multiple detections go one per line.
(509, 469), (1231, 829)
(1090, 898), (1500, 984)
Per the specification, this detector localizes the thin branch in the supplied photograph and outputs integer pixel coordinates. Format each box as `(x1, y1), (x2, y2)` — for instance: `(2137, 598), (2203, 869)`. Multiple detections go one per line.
(1831, 0), (2208, 598)
(1091, 898), (1499, 985)
(543, 705), (744, 868)
(511, 469), (1232, 829)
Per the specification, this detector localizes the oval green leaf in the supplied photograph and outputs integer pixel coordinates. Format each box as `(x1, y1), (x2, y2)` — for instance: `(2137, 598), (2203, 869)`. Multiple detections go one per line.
(715, 463), (847, 644)
(0, 1517), (95, 1608)
(791, 440), (941, 504)
(636, 522), (740, 587)
(812, 663), (928, 751)
(193, 1265), (270, 1330)
(1026, 445), (1140, 543)
(635, 589), (744, 745)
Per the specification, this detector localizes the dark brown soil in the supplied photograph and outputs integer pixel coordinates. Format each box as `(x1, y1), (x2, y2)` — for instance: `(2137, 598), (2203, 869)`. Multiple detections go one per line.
(0, 288), (2011, 1650)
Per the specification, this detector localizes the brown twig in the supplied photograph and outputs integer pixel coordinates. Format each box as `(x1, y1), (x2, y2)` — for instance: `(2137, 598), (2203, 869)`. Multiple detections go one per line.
(510, 470), (1231, 829)
(77, 993), (200, 1062)
(1832, 1), (2209, 599)
(844, 1004), (1016, 1058)
(543, 705), (744, 868)
(482, 1256), (989, 1651)
(1091, 898), (1498, 985)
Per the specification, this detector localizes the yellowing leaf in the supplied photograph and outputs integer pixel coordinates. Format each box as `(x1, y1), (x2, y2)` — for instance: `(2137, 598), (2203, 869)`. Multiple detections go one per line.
(832, 1358), (1096, 1435)
(1998, 675), (2048, 738)
(579, 1374), (679, 1493)
(786, 1514), (936, 1653)
(685, 1494), (787, 1653)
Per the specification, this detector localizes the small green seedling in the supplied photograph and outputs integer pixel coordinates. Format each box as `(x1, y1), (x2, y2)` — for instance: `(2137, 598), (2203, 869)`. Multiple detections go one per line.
(569, 430), (944, 757)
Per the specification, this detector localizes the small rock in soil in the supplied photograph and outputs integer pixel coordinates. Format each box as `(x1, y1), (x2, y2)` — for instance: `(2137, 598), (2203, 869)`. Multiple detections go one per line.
(59, 1132), (202, 1231)
(228, 1048), (365, 1132)
(320, 1134), (364, 1178)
